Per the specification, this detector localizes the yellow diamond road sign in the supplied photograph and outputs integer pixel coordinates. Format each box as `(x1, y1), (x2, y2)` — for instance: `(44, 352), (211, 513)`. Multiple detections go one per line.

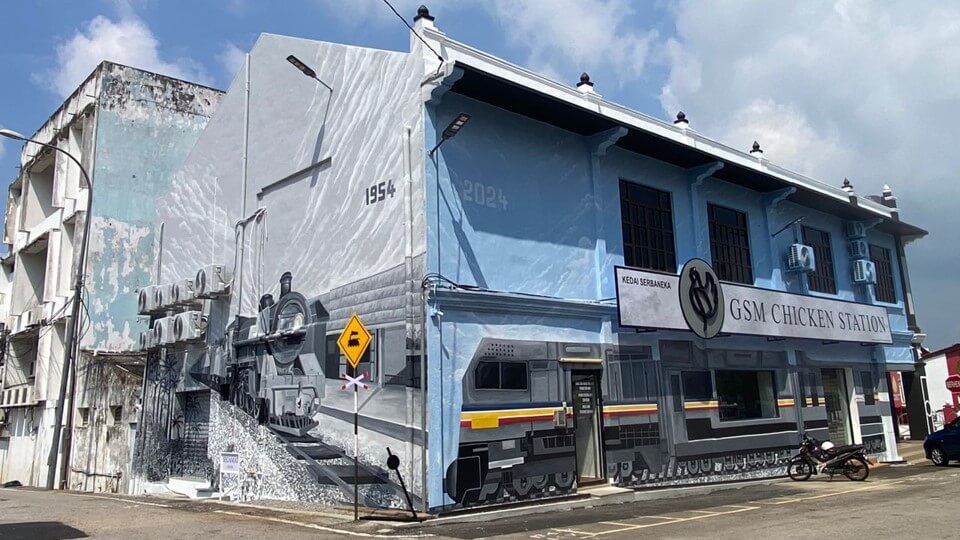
(337, 314), (372, 371)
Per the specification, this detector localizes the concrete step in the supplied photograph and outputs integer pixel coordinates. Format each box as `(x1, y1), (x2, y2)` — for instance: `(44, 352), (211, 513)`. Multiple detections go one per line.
(167, 476), (216, 499)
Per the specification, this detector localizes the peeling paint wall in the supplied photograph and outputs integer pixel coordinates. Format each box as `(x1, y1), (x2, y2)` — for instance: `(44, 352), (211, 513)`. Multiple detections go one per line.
(83, 64), (222, 351)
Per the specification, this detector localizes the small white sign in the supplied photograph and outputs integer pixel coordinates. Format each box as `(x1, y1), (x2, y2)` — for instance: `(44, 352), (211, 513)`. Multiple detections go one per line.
(220, 452), (240, 475)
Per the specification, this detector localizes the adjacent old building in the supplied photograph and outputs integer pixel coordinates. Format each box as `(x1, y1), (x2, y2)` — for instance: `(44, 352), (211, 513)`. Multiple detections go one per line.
(0, 62), (221, 493)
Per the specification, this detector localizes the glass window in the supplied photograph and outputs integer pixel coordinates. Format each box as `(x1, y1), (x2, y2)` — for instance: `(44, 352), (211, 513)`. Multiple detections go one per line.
(708, 204), (754, 284)
(475, 361), (527, 390)
(682, 371), (713, 401)
(716, 370), (779, 421)
(802, 226), (837, 294)
(619, 180), (677, 272)
(870, 244), (897, 303)
(861, 371), (876, 405)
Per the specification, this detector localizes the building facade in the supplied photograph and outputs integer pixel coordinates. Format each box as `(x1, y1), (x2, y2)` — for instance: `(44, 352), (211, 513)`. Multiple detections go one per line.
(0, 62), (221, 493)
(134, 7), (925, 513)
(921, 344), (960, 429)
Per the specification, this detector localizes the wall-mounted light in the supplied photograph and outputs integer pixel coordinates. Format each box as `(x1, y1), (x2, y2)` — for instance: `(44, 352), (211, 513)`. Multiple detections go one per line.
(429, 113), (471, 157)
(286, 55), (333, 93)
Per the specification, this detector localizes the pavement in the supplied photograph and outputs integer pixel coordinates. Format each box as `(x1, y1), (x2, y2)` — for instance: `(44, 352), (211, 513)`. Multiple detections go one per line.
(2, 458), (958, 539)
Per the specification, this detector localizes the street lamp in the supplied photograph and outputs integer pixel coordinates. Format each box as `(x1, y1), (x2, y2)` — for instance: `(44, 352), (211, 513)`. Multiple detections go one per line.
(428, 113), (470, 157)
(0, 127), (94, 490)
(286, 55), (333, 93)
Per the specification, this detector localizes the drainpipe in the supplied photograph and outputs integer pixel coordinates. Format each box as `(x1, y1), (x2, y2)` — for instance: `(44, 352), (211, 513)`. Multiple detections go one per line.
(895, 233), (929, 440)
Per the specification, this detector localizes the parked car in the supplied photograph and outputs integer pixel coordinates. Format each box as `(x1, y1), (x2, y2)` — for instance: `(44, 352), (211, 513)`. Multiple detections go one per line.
(924, 416), (960, 465)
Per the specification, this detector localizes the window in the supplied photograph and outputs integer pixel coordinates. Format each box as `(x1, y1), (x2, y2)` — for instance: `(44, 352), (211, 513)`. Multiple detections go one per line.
(475, 361), (528, 390)
(708, 204), (754, 284)
(716, 370), (779, 421)
(799, 370), (821, 407)
(611, 353), (659, 401)
(110, 405), (123, 424)
(682, 371), (713, 401)
(870, 244), (897, 303)
(802, 226), (837, 294)
(77, 407), (90, 428)
(860, 372), (876, 405)
(619, 180), (677, 272)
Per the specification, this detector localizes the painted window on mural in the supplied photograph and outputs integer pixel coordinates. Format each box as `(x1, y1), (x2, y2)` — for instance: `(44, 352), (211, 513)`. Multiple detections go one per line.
(716, 370), (779, 421)
(860, 371), (876, 405)
(609, 352), (659, 402)
(619, 180), (677, 272)
(708, 204), (754, 284)
(475, 361), (528, 390)
(681, 371), (713, 401)
(802, 226), (837, 294)
(870, 244), (897, 303)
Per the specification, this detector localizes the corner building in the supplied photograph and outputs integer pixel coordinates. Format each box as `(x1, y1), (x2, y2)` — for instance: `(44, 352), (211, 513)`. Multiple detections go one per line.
(139, 8), (926, 512)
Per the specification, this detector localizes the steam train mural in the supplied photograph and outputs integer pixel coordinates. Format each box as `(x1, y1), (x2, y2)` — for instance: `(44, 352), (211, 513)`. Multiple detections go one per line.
(193, 271), (329, 437)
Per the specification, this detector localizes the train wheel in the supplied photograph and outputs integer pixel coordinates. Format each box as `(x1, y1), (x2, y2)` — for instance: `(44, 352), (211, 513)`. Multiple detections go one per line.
(511, 476), (535, 498)
(553, 471), (575, 491)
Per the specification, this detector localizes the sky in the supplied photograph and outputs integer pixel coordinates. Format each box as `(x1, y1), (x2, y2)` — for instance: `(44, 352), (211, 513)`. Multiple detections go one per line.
(0, 0), (956, 350)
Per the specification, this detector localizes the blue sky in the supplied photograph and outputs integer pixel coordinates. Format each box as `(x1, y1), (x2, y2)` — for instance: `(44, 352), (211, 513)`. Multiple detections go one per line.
(1, 0), (958, 349)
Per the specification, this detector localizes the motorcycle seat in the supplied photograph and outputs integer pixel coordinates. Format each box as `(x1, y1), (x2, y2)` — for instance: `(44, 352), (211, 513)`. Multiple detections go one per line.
(827, 444), (863, 454)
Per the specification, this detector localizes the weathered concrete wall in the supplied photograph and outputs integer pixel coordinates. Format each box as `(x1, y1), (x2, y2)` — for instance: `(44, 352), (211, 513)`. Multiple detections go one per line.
(83, 64), (222, 351)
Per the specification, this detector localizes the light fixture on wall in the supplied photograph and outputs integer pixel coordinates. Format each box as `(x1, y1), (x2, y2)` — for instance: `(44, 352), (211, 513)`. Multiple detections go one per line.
(1, 125), (94, 491)
(286, 55), (333, 93)
(429, 113), (471, 157)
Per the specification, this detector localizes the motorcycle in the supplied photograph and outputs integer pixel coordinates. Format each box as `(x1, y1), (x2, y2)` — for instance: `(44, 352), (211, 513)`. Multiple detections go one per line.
(788, 435), (870, 482)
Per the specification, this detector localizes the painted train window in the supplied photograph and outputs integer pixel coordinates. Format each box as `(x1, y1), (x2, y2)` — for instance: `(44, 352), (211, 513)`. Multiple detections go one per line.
(681, 371), (713, 401)
(475, 361), (528, 390)
(716, 370), (779, 421)
(610, 354), (659, 401)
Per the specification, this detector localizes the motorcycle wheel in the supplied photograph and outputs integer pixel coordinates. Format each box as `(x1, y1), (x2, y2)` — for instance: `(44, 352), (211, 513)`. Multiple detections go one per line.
(788, 460), (812, 481)
(843, 456), (870, 481)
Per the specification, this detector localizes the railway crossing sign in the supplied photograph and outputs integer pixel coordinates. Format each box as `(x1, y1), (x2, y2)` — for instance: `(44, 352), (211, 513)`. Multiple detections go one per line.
(341, 372), (369, 391)
(337, 314), (372, 371)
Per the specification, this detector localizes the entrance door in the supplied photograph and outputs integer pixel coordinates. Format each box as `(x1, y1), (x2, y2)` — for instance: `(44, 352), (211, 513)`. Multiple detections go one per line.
(822, 368), (852, 444)
(572, 372), (603, 483)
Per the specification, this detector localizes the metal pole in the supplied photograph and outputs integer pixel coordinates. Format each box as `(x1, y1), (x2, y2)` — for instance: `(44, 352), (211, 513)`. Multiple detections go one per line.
(21, 138), (95, 490)
(354, 383), (359, 521)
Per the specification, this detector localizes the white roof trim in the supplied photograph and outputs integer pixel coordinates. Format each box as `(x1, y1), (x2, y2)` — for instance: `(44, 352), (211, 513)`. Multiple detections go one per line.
(424, 27), (912, 229)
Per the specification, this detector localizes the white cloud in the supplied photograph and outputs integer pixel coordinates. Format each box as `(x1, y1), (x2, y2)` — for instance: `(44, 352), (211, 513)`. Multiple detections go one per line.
(659, 1), (960, 346)
(43, 15), (211, 96)
(217, 42), (247, 82)
(487, 0), (658, 85)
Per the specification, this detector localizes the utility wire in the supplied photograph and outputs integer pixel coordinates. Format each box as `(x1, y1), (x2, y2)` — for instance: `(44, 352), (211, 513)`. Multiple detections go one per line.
(382, 0), (444, 64)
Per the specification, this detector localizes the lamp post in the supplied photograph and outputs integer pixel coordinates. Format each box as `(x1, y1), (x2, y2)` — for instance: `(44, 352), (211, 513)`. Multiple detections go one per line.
(0, 128), (94, 490)
(286, 55), (334, 93)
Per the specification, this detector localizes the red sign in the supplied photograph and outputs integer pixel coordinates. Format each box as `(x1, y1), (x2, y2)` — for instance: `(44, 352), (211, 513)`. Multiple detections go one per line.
(946, 374), (960, 393)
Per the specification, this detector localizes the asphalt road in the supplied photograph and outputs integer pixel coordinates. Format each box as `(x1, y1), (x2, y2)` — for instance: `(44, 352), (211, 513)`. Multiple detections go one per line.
(0, 464), (957, 539)
(421, 463), (960, 539)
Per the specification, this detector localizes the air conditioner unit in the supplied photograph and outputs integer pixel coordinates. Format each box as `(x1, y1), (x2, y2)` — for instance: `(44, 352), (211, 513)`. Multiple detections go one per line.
(173, 310), (206, 342)
(27, 305), (45, 327)
(153, 316), (176, 345)
(848, 239), (869, 260)
(786, 244), (816, 273)
(852, 259), (877, 284)
(154, 283), (177, 310)
(138, 330), (157, 351)
(172, 278), (197, 306)
(195, 265), (231, 298)
(844, 221), (866, 239)
(138, 285), (159, 314)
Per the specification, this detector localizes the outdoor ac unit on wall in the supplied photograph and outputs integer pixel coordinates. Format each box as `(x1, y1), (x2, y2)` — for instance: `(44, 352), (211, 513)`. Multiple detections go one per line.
(848, 239), (869, 260)
(153, 316), (176, 345)
(154, 283), (178, 310)
(786, 244), (816, 273)
(852, 259), (877, 284)
(138, 285), (159, 314)
(195, 265), (231, 298)
(173, 310), (205, 342)
(172, 278), (197, 306)
(27, 305), (44, 327)
(844, 221), (866, 239)
(138, 329), (157, 351)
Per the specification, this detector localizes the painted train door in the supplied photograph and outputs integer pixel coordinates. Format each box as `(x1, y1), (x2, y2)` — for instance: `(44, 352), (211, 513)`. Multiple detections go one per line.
(572, 372), (603, 482)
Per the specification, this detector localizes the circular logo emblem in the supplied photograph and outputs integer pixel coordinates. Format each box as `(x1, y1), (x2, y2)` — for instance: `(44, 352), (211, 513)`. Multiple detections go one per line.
(678, 258), (725, 339)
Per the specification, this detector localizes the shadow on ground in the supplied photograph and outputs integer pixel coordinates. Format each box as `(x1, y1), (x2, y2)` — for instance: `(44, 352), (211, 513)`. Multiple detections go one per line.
(0, 521), (88, 540)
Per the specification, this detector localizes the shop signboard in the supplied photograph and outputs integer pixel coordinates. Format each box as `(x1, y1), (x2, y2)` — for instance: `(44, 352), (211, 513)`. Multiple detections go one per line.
(615, 261), (893, 344)
(946, 374), (960, 394)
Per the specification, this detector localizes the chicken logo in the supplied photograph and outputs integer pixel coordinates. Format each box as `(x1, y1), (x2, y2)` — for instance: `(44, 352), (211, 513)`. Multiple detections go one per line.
(679, 259), (725, 339)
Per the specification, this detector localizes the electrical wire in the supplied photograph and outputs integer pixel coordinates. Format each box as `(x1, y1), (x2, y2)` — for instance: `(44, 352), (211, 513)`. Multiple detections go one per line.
(382, 0), (444, 71)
